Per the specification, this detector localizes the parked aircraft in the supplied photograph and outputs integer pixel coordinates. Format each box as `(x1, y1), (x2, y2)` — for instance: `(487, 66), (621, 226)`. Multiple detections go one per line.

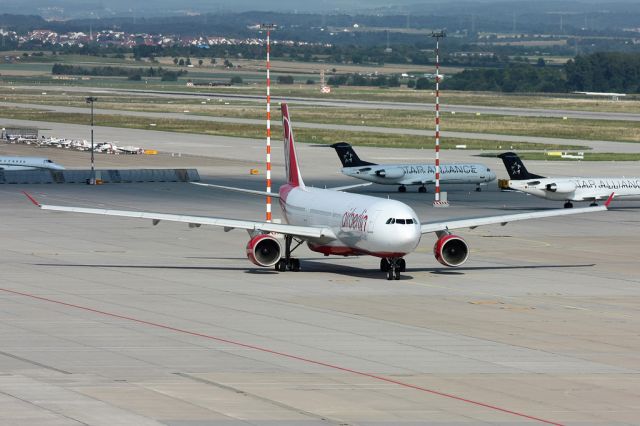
(331, 142), (496, 192)
(0, 156), (65, 171)
(498, 152), (639, 208)
(24, 105), (611, 280)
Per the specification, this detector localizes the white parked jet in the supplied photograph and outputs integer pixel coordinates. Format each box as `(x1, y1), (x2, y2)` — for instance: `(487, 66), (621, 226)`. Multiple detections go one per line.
(0, 156), (65, 171)
(331, 142), (496, 193)
(24, 105), (611, 280)
(498, 152), (639, 208)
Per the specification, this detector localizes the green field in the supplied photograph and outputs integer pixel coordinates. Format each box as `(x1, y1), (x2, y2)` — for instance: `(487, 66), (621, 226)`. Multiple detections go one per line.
(0, 107), (587, 151)
(1, 88), (639, 143)
(2, 53), (640, 114)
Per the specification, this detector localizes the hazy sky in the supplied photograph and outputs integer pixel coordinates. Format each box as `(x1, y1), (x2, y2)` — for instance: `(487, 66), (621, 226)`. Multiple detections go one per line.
(3, 0), (635, 18)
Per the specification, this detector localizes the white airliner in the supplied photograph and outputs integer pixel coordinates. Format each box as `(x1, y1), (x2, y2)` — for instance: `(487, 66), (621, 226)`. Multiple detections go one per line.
(24, 104), (611, 280)
(0, 156), (65, 171)
(331, 142), (496, 192)
(499, 152), (639, 208)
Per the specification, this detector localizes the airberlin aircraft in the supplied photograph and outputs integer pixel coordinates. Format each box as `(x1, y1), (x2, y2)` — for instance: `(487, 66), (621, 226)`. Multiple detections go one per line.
(24, 104), (611, 280)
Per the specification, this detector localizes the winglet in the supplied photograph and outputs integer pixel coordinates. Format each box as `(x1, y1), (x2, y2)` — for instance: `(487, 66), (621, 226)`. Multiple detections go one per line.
(22, 191), (41, 207)
(604, 192), (615, 208)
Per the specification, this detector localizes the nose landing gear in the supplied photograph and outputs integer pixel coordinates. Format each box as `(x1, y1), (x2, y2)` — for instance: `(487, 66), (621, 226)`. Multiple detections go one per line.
(380, 257), (406, 280)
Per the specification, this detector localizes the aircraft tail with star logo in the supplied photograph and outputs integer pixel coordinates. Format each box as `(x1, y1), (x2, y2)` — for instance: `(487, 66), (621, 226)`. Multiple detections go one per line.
(330, 142), (376, 168)
(497, 152), (545, 180)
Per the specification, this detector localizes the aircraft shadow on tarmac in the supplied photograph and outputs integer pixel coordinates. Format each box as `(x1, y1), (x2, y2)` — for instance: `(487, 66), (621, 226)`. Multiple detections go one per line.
(34, 261), (595, 280)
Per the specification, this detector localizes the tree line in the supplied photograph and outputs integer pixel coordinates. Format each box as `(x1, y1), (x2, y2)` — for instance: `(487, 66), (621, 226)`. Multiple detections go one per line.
(444, 53), (640, 93)
(51, 63), (187, 81)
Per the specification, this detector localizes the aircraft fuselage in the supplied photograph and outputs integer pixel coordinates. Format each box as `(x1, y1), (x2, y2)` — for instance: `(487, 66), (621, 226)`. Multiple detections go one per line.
(341, 163), (495, 186)
(279, 184), (421, 257)
(508, 177), (640, 201)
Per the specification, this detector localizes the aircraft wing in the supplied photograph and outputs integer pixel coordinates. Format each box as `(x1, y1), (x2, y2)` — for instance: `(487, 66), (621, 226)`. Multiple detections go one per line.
(192, 181), (371, 194)
(23, 193), (337, 240)
(421, 201), (611, 234)
(326, 182), (373, 191)
(191, 182), (280, 198)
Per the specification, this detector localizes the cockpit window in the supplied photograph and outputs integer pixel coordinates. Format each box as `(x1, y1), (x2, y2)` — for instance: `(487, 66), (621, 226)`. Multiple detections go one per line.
(487, 168), (491, 171)
(386, 218), (415, 225)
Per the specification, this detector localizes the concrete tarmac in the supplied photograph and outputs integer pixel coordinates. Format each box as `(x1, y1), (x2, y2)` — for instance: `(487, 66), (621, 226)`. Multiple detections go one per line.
(1, 130), (639, 425)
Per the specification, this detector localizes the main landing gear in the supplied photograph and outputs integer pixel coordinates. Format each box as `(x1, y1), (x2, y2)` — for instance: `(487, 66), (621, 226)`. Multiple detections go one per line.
(564, 201), (574, 209)
(476, 183), (482, 192)
(589, 202), (599, 207)
(274, 235), (302, 272)
(380, 257), (406, 280)
(398, 185), (407, 193)
(418, 185), (427, 193)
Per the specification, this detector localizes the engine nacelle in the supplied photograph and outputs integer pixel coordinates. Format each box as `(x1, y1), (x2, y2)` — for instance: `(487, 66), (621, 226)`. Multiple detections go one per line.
(545, 181), (576, 193)
(434, 235), (469, 267)
(246, 234), (282, 267)
(375, 168), (405, 179)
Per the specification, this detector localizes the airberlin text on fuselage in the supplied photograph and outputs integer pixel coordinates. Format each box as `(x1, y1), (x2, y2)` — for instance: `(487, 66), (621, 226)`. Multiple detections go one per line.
(574, 178), (640, 189)
(400, 165), (478, 175)
(342, 208), (369, 232)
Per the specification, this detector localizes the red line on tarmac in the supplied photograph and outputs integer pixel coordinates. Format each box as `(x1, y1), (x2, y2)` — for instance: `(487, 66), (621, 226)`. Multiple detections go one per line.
(0, 287), (563, 426)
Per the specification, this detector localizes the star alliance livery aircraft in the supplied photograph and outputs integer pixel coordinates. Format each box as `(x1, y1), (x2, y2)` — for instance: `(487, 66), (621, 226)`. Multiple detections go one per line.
(499, 152), (639, 208)
(0, 156), (65, 171)
(24, 105), (611, 280)
(331, 142), (495, 193)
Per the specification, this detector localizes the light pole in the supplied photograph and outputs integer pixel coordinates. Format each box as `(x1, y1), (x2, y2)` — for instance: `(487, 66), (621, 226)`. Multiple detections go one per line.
(431, 30), (448, 207)
(85, 96), (97, 184)
(260, 23), (276, 223)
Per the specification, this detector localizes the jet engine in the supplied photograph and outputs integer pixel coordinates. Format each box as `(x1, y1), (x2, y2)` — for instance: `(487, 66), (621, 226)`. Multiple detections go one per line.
(434, 234), (469, 267)
(545, 181), (576, 193)
(375, 168), (405, 179)
(246, 234), (282, 267)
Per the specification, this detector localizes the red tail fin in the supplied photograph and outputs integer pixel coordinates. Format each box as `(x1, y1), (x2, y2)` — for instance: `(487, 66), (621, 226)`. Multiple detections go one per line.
(281, 103), (305, 188)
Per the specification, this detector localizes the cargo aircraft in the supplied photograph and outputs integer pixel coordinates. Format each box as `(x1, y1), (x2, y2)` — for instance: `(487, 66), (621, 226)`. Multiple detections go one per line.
(499, 152), (638, 208)
(24, 105), (611, 280)
(331, 142), (495, 192)
(0, 156), (65, 171)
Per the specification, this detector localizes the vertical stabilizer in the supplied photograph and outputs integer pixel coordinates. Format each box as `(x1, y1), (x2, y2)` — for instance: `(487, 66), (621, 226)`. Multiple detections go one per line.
(497, 152), (545, 180)
(281, 103), (305, 188)
(330, 142), (376, 167)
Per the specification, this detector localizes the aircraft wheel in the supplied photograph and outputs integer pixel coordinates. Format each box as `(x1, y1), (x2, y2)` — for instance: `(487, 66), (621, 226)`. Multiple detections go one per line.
(380, 258), (390, 272)
(290, 258), (301, 271)
(564, 202), (573, 209)
(394, 269), (401, 280)
(276, 259), (287, 272)
(476, 186), (482, 192)
(418, 186), (427, 193)
(386, 269), (394, 280)
(590, 202), (598, 207)
(398, 186), (407, 193)
(397, 258), (406, 272)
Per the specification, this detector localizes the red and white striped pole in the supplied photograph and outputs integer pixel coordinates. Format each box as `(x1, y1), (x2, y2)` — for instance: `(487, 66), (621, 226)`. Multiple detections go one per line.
(432, 31), (448, 207)
(262, 24), (276, 222)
